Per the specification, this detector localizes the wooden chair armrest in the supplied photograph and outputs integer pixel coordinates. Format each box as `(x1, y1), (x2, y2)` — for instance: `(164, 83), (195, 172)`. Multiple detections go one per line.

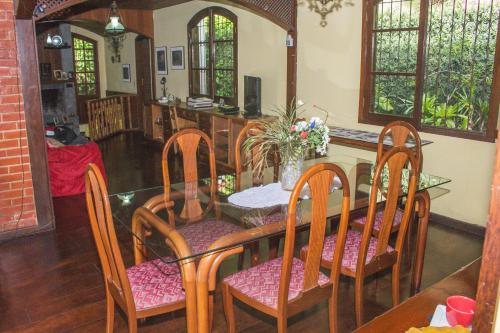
(132, 207), (192, 265)
(142, 194), (174, 214)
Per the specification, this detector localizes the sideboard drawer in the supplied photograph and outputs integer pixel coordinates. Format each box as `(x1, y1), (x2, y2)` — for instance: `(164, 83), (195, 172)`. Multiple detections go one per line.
(177, 108), (198, 122)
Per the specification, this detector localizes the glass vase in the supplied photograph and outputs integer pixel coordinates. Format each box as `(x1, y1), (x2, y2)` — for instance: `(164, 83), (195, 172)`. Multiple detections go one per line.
(280, 158), (303, 191)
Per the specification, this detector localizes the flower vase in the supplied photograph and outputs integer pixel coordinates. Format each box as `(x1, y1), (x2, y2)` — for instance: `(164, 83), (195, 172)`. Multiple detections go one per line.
(280, 158), (303, 191)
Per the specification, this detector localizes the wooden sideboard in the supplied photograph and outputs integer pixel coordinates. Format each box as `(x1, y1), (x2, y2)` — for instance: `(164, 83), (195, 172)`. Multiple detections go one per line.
(144, 102), (272, 170)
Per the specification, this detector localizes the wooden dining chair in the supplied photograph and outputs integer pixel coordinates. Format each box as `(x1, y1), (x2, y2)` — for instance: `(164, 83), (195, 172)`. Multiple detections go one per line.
(144, 128), (244, 256)
(222, 163), (351, 333)
(350, 121), (422, 238)
(302, 146), (419, 327)
(235, 122), (280, 190)
(85, 163), (197, 333)
(235, 122), (282, 265)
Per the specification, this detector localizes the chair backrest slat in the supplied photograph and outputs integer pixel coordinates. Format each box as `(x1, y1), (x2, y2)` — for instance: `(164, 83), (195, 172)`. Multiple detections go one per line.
(278, 163), (351, 309)
(377, 120), (422, 173)
(162, 128), (217, 223)
(235, 123), (279, 191)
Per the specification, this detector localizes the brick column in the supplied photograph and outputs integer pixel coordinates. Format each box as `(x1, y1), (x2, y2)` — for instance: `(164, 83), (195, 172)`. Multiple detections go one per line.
(0, 0), (38, 233)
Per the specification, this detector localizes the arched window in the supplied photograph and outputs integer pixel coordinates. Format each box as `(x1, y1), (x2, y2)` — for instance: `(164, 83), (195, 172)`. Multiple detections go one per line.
(188, 7), (238, 105)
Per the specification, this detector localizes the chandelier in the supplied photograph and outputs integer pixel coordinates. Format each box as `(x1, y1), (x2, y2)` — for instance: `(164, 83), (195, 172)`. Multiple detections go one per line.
(105, 1), (126, 57)
(303, 0), (354, 27)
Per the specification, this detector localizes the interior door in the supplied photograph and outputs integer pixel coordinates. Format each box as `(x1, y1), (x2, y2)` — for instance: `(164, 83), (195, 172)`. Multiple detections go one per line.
(72, 34), (100, 124)
(135, 36), (153, 131)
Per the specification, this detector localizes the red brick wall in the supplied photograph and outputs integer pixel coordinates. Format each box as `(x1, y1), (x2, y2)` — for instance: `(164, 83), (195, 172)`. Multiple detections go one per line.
(0, 0), (38, 232)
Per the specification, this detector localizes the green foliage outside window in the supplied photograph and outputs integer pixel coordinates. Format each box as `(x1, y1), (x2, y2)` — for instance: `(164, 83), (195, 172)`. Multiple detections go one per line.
(373, 0), (499, 133)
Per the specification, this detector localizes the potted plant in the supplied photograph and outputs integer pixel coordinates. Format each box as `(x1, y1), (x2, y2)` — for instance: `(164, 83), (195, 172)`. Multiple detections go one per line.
(243, 104), (330, 190)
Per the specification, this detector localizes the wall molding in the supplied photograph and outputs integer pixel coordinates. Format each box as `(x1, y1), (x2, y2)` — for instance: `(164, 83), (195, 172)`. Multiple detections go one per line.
(430, 212), (486, 237)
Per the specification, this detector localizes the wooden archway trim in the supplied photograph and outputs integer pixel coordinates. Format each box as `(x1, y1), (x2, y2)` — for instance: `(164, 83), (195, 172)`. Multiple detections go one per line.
(66, 8), (154, 39)
(229, 0), (295, 31)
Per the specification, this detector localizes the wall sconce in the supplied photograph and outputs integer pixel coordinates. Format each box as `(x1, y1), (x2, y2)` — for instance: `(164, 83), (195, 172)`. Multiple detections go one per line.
(302, 0), (354, 27)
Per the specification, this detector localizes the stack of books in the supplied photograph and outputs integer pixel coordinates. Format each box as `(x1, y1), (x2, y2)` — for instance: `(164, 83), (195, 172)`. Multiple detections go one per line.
(187, 97), (213, 109)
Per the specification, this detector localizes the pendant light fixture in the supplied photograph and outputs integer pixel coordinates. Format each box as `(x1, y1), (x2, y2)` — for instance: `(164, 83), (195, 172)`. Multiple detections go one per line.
(105, 1), (125, 35)
(105, 1), (126, 59)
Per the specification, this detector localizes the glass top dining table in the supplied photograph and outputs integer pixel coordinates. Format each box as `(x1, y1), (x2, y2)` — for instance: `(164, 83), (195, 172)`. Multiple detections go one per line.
(109, 153), (451, 265)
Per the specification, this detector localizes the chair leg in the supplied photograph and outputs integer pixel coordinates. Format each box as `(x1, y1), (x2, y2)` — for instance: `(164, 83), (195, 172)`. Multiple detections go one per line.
(354, 275), (365, 327)
(237, 251), (245, 270)
(268, 236), (280, 260)
(392, 263), (401, 307)
(127, 316), (138, 333)
(277, 315), (287, 333)
(222, 284), (236, 333)
(328, 296), (338, 333)
(209, 293), (214, 332)
(105, 293), (115, 333)
(250, 242), (260, 266)
(405, 214), (414, 269)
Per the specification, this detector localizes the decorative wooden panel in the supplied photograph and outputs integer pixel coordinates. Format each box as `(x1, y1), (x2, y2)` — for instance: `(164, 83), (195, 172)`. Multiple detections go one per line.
(32, 0), (295, 31)
(234, 0), (294, 29)
(37, 0), (67, 11)
(87, 95), (133, 140)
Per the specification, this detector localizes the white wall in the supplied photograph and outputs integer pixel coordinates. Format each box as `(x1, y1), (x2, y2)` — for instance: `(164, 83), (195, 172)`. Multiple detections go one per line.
(105, 32), (138, 94)
(70, 25), (107, 98)
(296, 4), (496, 226)
(153, 1), (288, 111)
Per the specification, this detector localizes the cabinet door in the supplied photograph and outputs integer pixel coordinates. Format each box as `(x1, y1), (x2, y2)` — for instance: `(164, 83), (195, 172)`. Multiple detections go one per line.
(151, 105), (163, 141)
(198, 113), (212, 137)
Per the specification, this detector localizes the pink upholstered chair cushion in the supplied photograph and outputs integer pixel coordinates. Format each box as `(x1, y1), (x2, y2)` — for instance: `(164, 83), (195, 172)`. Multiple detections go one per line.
(178, 218), (244, 255)
(352, 208), (404, 231)
(223, 257), (330, 309)
(126, 257), (185, 311)
(302, 230), (394, 272)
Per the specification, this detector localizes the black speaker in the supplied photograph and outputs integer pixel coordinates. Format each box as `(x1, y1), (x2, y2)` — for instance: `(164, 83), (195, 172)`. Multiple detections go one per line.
(244, 76), (261, 118)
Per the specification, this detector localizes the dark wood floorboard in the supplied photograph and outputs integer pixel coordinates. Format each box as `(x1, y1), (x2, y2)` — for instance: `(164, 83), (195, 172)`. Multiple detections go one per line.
(0, 132), (484, 332)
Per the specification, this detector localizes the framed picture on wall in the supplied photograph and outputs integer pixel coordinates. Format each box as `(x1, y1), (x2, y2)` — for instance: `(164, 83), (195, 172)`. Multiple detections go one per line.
(170, 46), (185, 70)
(122, 64), (131, 82)
(155, 47), (168, 74)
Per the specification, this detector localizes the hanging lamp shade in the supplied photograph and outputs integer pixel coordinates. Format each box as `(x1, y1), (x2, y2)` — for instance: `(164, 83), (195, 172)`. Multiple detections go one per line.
(105, 1), (125, 35)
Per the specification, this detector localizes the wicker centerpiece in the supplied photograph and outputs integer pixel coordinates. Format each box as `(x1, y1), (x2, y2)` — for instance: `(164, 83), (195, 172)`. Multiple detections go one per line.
(243, 104), (330, 190)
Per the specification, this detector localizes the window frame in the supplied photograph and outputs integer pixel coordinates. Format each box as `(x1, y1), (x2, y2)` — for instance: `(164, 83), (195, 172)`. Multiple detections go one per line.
(358, 0), (500, 142)
(187, 7), (238, 105)
(72, 33), (100, 98)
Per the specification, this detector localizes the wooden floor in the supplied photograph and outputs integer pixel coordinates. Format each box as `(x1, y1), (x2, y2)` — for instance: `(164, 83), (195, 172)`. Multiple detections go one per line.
(0, 132), (484, 333)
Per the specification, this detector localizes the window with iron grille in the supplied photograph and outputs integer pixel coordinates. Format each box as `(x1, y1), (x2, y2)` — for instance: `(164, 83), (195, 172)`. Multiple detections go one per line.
(188, 7), (238, 106)
(359, 0), (500, 141)
(72, 34), (99, 97)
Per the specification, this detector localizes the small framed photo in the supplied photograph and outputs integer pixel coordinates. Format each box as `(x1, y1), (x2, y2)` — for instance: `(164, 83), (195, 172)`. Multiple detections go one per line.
(53, 70), (62, 80)
(155, 47), (168, 74)
(122, 64), (131, 82)
(171, 46), (185, 70)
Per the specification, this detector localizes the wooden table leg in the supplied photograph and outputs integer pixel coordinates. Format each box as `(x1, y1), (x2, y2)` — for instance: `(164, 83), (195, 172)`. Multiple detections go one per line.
(410, 190), (431, 296)
(196, 246), (244, 333)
